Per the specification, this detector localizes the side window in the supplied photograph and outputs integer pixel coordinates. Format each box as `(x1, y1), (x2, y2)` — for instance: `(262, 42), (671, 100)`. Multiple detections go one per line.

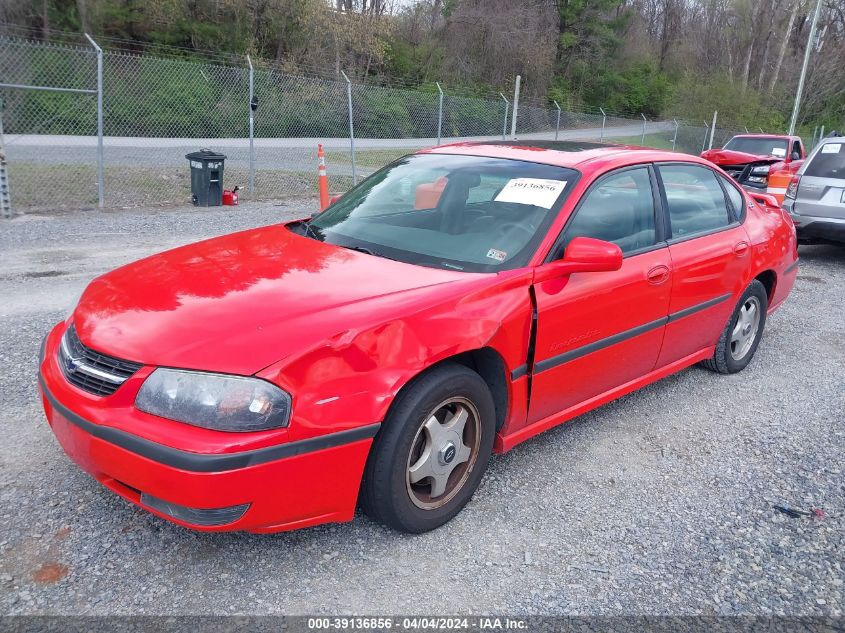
(562, 167), (656, 255)
(659, 164), (731, 238)
(717, 173), (745, 221)
(792, 140), (803, 159)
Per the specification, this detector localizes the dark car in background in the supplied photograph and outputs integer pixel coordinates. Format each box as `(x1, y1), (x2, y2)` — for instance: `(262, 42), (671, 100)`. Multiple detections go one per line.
(783, 134), (845, 244)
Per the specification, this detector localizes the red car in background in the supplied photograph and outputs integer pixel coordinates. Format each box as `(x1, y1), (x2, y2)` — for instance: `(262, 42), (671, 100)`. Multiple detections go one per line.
(39, 141), (798, 534)
(701, 134), (805, 204)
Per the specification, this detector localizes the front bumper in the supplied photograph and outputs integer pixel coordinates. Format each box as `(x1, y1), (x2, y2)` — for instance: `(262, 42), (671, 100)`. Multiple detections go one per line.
(39, 326), (377, 533)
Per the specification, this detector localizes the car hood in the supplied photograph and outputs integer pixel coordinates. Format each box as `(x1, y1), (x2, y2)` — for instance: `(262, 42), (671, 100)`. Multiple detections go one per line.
(701, 148), (783, 166)
(72, 223), (478, 375)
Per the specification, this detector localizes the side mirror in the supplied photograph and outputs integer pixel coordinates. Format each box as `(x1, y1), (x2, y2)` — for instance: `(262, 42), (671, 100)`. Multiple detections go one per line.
(329, 193), (343, 205)
(534, 237), (623, 282)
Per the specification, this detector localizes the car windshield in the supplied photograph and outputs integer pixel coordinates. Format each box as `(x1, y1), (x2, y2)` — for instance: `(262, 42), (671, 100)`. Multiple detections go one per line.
(300, 153), (579, 272)
(805, 142), (845, 179)
(723, 136), (789, 158)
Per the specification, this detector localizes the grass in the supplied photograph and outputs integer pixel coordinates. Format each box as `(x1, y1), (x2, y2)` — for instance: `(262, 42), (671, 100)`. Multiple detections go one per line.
(326, 148), (417, 169)
(605, 133), (676, 150)
(7, 161), (333, 212)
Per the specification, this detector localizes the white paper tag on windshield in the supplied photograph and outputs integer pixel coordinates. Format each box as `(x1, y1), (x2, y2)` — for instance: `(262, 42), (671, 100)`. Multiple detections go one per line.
(822, 143), (841, 154)
(494, 178), (567, 209)
(486, 248), (507, 262)
(771, 148), (786, 157)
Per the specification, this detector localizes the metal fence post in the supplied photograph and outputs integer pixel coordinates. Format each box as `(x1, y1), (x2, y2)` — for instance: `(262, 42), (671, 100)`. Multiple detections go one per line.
(819, 125), (825, 141)
(788, 0), (823, 135)
(599, 108), (606, 141)
(0, 99), (12, 218)
(340, 70), (356, 184)
(85, 33), (104, 208)
(811, 126), (818, 147)
(640, 113), (647, 145)
(553, 100), (561, 140)
(510, 75), (521, 140)
(499, 93), (509, 140)
(247, 55), (255, 197)
(672, 119), (679, 151)
(708, 110), (718, 150)
(436, 82), (443, 146)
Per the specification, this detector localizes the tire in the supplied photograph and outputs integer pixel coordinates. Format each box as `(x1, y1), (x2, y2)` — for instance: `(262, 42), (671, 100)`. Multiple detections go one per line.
(701, 279), (768, 374)
(360, 362), (496, 533)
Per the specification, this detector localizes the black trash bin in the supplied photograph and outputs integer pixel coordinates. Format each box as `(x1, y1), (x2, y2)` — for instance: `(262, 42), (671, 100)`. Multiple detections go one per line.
(185, 149), (226, 206)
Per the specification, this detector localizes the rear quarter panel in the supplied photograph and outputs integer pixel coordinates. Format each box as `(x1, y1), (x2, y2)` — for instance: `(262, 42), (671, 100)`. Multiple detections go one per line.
(744, 197), (798, 310)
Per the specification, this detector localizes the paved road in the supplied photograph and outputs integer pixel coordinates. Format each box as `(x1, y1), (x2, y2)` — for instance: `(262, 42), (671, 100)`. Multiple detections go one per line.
(4, 122), (676, 169)
(0, 201), (841, 615)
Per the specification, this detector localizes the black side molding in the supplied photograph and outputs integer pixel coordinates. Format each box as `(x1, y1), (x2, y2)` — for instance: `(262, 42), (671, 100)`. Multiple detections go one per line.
(39, 376), (379, 473)
(531, 293), (733, 375)
(667, 293), (732, 323)
(784, 260), (799, 275)
(534, 316), (668, 374)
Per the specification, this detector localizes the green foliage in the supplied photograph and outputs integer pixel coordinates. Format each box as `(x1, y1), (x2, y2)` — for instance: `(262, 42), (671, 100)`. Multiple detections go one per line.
(7, 0), (840, 133)
(666, 75), (787, 130)
(574, 60), (672, 117)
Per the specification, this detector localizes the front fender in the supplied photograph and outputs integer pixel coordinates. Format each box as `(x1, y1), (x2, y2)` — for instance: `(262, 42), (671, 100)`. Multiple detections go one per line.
(257, 270), (534, 443)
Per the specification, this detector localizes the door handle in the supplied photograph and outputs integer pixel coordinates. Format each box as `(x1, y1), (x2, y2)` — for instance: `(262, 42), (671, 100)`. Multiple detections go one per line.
(646, 265), (670, 285)
(733, 241), (750, 257)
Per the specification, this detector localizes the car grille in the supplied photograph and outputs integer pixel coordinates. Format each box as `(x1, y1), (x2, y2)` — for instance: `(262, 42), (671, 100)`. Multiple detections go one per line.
(58, 325), (143, 396)
(723, 165), (747, 180)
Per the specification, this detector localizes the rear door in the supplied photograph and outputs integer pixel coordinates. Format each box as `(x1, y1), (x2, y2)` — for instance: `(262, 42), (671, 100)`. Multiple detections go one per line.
(796, 141), (845, 221)
(654, 162), (750, 368)
(528, 165), (672, 424)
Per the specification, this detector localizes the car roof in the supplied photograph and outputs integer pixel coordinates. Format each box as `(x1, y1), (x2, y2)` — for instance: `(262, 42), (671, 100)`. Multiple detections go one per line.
(422, 140), (697, 170)
(730, 134), (800, 140)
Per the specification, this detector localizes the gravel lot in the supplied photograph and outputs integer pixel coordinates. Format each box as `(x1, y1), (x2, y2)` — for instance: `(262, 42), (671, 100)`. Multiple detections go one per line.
(0, 202), (842, 616)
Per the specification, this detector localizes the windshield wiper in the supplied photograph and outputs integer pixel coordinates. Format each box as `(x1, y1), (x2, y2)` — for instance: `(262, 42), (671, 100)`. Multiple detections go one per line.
(300, 219), (321, 241)
(345, 245), (376, 256)
(343, 245), (399, 261)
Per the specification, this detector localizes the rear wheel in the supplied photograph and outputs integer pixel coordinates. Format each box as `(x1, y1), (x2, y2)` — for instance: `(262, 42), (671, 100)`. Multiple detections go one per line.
(360, 363), (495, 533)
(701, 280), (768, 374)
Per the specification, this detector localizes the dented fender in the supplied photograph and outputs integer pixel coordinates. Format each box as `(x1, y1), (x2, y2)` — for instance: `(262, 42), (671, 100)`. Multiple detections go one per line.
(256, 269), (535, 443)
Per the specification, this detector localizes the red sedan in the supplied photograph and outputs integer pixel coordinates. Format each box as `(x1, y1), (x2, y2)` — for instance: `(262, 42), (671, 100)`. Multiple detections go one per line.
(39, 141), (798, 534)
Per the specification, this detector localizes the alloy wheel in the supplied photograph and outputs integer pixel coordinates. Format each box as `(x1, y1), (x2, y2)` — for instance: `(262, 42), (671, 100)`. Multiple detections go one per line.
(405, 397), (481, 510)
(730, 296), (761, 360)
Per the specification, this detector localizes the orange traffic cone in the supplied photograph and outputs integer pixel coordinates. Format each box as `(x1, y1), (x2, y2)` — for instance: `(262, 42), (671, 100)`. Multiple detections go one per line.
(317, 144), (330, 211)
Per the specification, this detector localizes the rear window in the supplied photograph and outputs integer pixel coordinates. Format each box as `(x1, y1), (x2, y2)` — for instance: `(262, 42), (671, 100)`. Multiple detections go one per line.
(805, 142), (845, 179)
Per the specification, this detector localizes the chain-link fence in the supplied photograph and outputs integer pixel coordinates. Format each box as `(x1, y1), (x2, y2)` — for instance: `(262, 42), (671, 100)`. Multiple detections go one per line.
(0, 33), (752, 215)
(0, 36), (98, 212)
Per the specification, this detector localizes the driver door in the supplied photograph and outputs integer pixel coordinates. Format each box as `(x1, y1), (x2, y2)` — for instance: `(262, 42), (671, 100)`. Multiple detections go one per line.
(528, 165), (672, 424)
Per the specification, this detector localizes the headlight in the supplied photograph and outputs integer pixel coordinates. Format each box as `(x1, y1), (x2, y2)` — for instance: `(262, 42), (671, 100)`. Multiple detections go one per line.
(135, 369), (291, 432)
(751, 165), (770, 175)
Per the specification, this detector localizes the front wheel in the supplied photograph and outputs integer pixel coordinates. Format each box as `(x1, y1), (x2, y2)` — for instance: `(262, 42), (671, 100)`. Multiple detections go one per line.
(701, 279), (768, 374)
(360, 363), (495, 533)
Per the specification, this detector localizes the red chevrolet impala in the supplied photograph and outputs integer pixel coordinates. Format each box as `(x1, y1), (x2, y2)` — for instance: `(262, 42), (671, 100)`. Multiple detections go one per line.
(39, 141), (798, 534)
